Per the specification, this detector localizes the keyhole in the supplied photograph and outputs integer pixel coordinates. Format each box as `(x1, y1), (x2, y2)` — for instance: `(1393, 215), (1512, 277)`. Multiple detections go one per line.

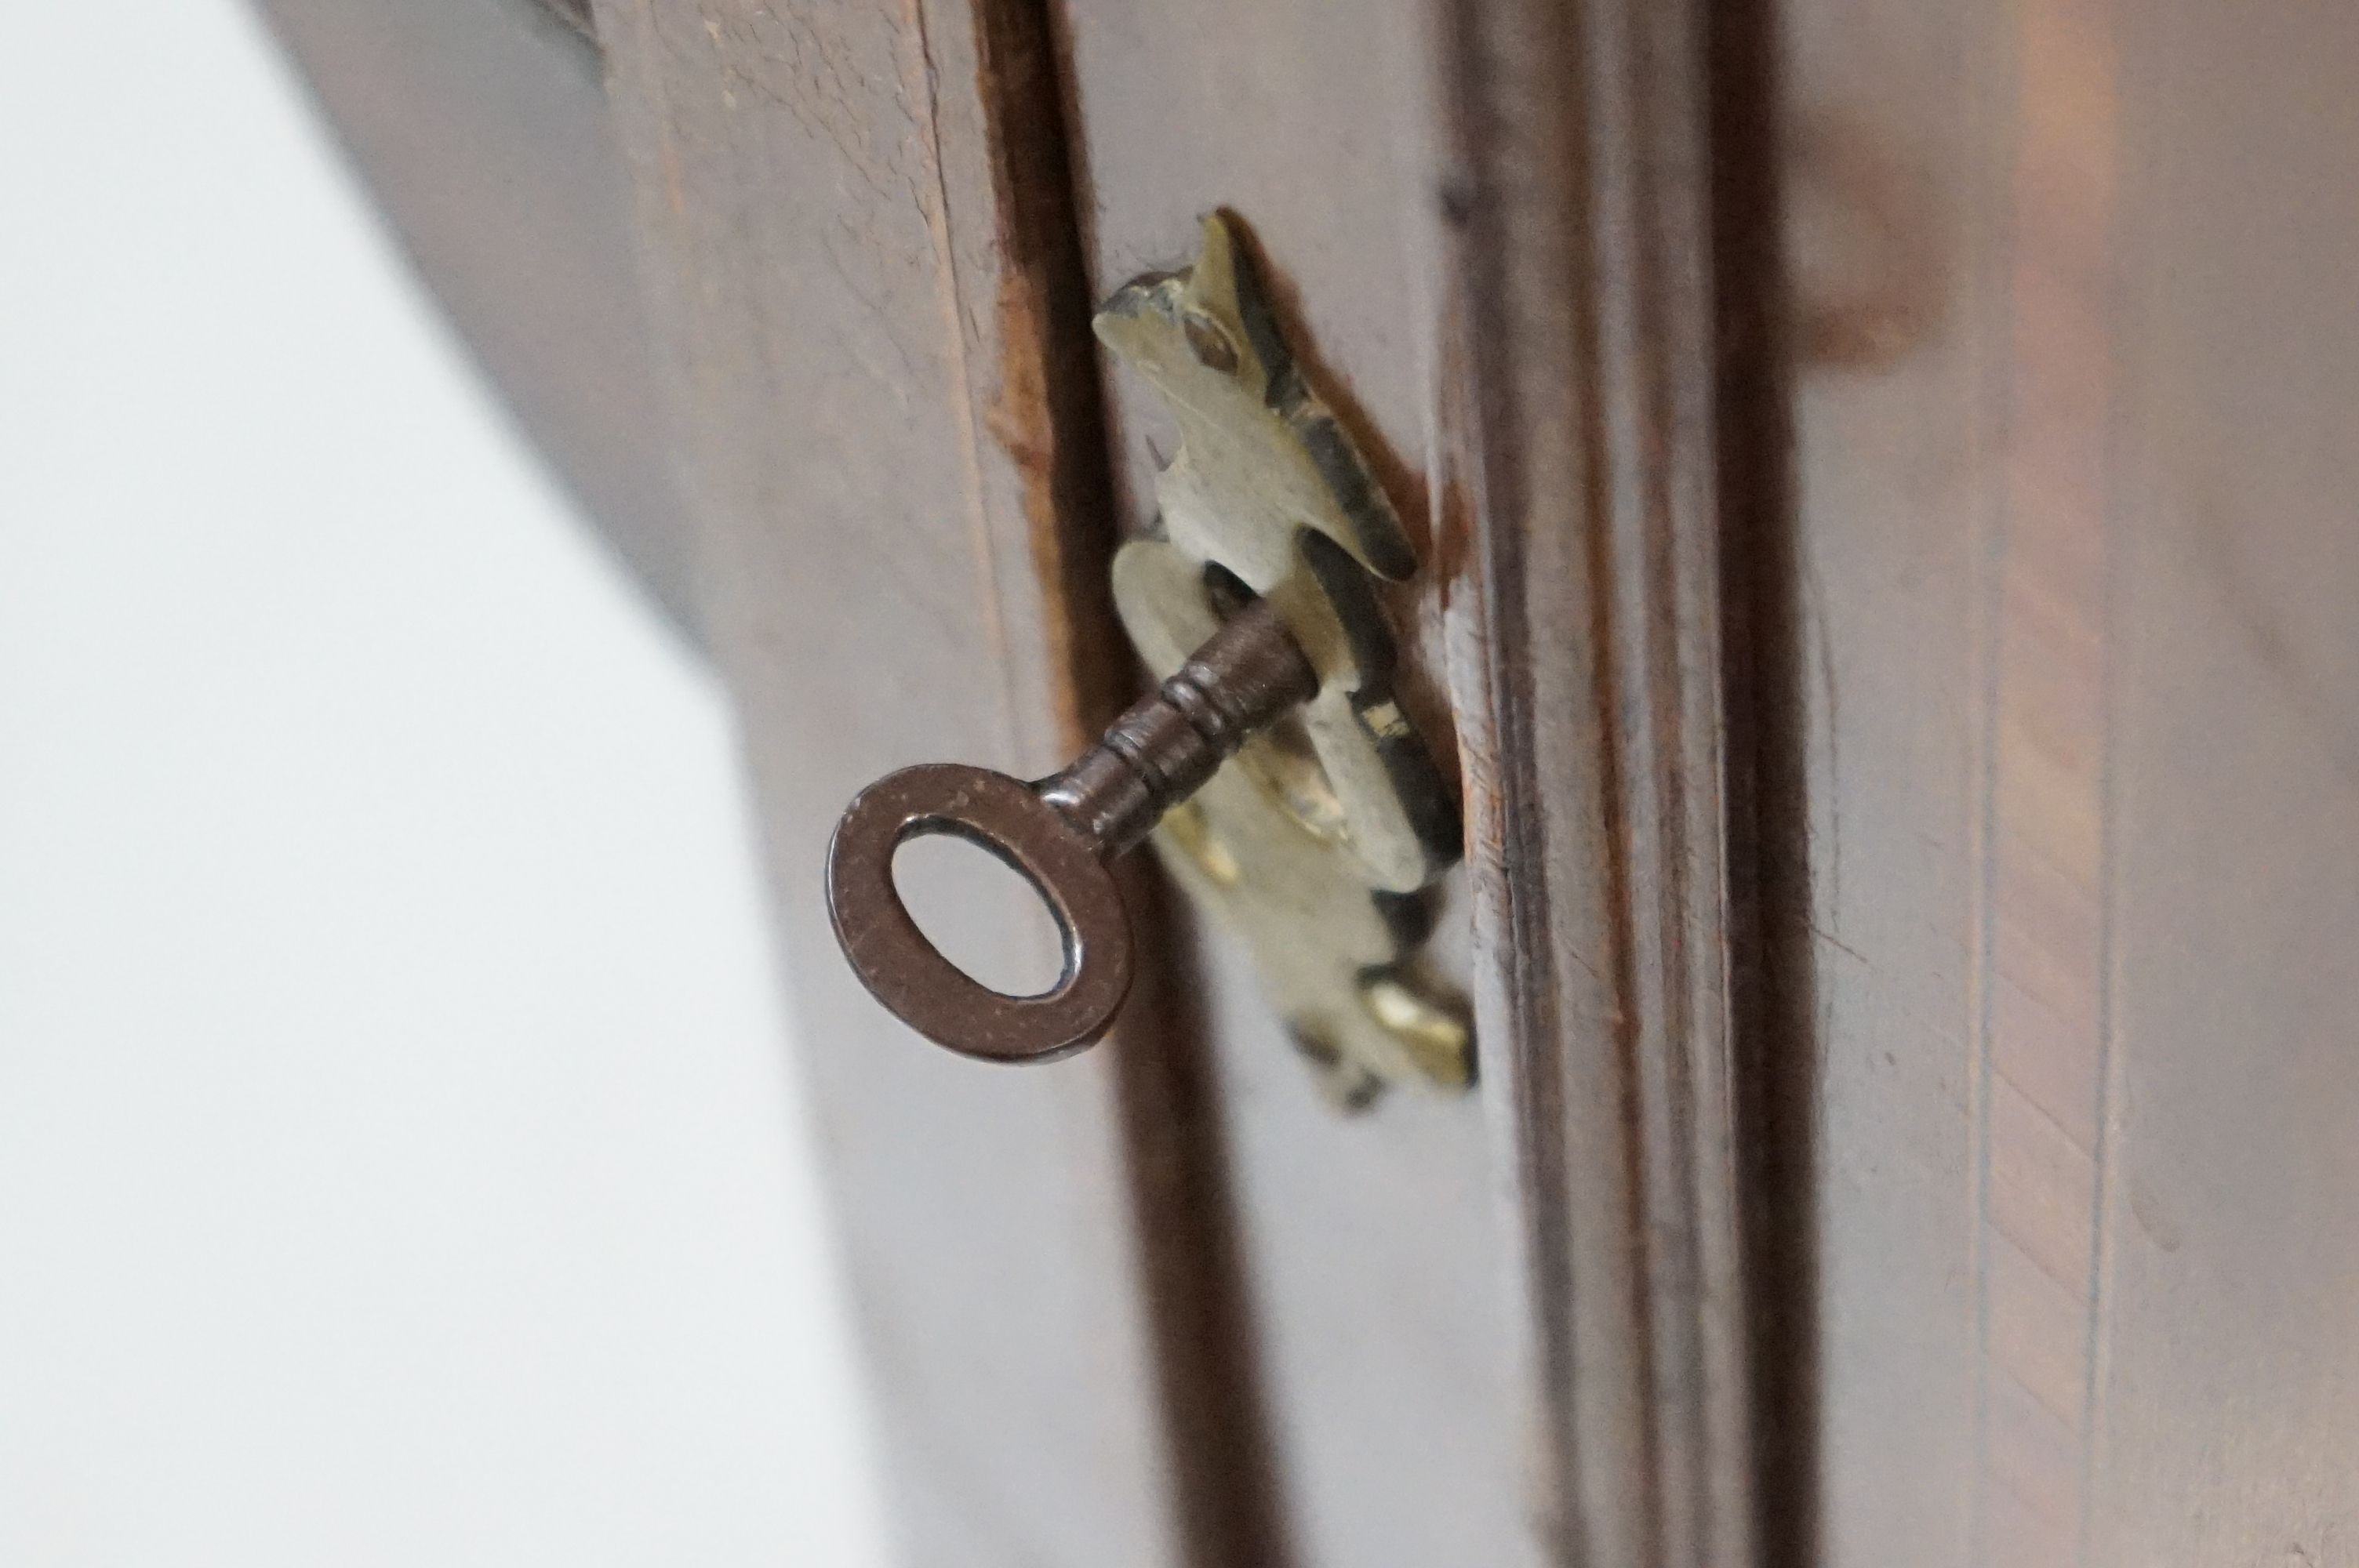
(891, 830), (1067, 999)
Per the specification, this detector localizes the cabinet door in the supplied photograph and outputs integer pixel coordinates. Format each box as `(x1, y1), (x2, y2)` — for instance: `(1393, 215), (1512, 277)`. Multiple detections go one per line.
(576, 1), (1756, 1563)
(271, 0), (2359, 1563)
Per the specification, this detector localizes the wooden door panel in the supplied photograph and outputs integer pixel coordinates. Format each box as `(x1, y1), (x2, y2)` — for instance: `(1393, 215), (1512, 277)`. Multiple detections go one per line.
(1771, 0), (1999, 1558)
(2092, 3), (2359, 1559)
(1050, 5), (1530, 1565)
(1780, 0), (2359, 1561)
(580, 1), (1762, 1563)
(300, 0), (2359, 1562)
(586, 4), (1219, 1563)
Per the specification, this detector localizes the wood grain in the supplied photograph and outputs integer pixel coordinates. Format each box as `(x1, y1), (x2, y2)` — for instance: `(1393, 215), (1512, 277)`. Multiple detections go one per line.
(2085, 1), (2359, 1560)
(1776, 0), (2359, 1560)
(1436, 0), (1760, 1564)
(284, 1), (2359, 1559)
(583, 2), (1277, 1562)
(1047, 5), (1533, 1565)
(1056, 2), (1773, 1560)
(1767, 0), (2000, 1556)
(1972, 0), (2118, 1557)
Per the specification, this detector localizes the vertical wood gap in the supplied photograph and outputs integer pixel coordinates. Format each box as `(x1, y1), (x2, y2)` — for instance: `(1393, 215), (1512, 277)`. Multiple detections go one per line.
(955, 5), (1295, 1563)
(1705, 0), (1823, 1561)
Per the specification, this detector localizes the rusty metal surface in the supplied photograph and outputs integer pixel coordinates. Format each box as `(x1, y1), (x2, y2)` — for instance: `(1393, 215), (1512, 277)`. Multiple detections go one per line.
(827, 600), (1317, 1062)
(827, 764), (1135, 1064)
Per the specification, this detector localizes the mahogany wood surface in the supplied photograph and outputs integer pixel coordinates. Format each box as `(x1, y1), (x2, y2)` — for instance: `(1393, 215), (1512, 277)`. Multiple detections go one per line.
(270, 1), (2359, 1563)
(1776, 0), (2359, 1563)
(583, 2), (1260, 1562)
(1437, 2), (1761, 1564)
(1052, 5), (1530, 1564)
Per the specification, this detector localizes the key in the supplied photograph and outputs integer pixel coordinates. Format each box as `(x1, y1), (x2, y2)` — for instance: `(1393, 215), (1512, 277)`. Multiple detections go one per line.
(824, 597), (1318, 1062)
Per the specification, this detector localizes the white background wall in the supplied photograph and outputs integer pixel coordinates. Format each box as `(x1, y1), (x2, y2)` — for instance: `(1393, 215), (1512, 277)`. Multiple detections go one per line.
(0, 4), (889, 1562)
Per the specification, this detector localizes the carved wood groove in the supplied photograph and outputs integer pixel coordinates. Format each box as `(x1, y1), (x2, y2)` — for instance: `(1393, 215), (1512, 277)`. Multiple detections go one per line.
(1435, 0), (1762, 1562)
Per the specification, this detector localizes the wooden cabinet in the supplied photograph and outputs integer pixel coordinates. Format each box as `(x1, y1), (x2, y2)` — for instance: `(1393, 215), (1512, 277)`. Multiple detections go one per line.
(267, 0), (2359, 1562)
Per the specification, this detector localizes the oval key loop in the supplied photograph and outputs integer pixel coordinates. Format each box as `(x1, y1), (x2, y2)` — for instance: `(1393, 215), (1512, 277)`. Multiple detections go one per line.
(826, 764), (1133, 1063)
(827, 215), (1467, 1091)
(825, 600), (1321, 1062)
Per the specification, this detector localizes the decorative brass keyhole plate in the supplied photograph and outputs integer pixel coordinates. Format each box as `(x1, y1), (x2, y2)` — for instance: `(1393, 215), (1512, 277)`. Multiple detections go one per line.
(1095, 213), (1471, 1107)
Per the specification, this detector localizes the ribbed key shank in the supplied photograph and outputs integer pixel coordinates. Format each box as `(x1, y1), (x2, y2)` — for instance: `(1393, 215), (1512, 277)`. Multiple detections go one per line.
(1038, 598), (1319, 857)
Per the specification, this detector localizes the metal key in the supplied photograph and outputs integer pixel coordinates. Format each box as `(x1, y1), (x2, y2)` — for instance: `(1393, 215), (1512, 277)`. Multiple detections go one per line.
(824, 597), (1318, 1063)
